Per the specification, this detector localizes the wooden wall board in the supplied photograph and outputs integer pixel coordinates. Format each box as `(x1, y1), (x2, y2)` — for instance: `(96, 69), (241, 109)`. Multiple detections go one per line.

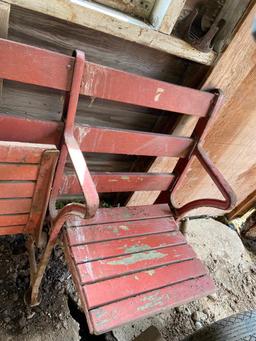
(0, 1), (10, 93)
(159, 0), (186, 34)
(128, 2), (256, 215)
(91, 0), (155, 19)
(3, 0), (216, 65)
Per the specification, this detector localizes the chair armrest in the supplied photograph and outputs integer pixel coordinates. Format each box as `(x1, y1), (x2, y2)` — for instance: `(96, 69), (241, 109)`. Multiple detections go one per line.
(64, 131), (99, 218)
(170, 144), (237, 218)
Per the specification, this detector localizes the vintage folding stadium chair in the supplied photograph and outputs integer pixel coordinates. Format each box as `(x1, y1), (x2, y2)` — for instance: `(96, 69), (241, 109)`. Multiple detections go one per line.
(0, 141), (58, 283)
(0, 38), (236, 334)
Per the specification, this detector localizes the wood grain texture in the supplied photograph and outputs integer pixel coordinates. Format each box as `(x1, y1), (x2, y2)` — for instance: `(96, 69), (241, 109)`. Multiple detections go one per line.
(128, 3), (256, 212)
(1, 5), (189, 179)
(159, 0), (186, 34)
(66, 217), (177, 245)
(89, 275), (215, 333)
(5, 0), (215, 64)
(0, 1), (10, 93)
(227, 189), (256, 220)
(84, 259), (207, 308)
(0, 1), (9, 37)
(172, 3), (256, 216)
(92, 0), (155, 19)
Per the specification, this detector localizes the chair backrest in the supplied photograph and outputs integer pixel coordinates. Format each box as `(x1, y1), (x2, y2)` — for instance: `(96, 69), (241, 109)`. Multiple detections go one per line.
(0, 141), (58, 242)
(0, 38), (219, 208)
(56, 62), (218, 199)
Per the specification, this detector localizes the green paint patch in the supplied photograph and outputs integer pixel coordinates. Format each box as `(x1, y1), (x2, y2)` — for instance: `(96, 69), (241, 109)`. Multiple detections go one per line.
(105, 224), (130, 234)
(107, 250), (167, 266)
(124, 244), (151, 253)
(123, 211), (133, 219)
(121, 175), (130, 180)
(137, 292), (170, 311)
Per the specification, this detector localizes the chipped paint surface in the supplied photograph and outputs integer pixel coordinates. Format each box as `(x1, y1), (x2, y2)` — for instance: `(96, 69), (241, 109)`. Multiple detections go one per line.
(105, 224), (130, 234)
(154, 87), (165, 102)
(121, 175), (130, 180)
(137, 291), (170, 311)
(145, 269), (155, 276)
(107, 250), (167, 266)
(124, 243), (151, 253)
(119, 225), (129, 230)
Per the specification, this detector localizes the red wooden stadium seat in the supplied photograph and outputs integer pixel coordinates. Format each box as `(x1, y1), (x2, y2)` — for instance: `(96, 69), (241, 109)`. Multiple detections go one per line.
(0, 39), (236, 334)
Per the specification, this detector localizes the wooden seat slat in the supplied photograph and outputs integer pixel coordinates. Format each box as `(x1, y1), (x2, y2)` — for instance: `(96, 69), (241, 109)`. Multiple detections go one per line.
(70, 231), (186, 263)
(84, 259), (208, 309)
(77, 244), (196, 284)
(89, 276), (215, 334)
(66, 217), (177, 245)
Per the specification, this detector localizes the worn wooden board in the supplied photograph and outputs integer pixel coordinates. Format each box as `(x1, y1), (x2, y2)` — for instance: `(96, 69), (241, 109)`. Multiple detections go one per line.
(159, 0), (186, 34)
(172, 3), (256, 215)
(4, 0), (215, 64)
(128, 3), (256, 214)
(0, 5), (193, 179)
(92, 0), (155, 19)
(0, 1), (10, 93)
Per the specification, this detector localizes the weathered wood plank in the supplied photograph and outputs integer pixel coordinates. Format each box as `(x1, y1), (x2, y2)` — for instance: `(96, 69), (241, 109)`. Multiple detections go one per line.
(66, 217), (177, 245)
(0, 38), (213, 115)
(0, 164), (39, 180)
(77, 244), (196, 283)
(71, 231), (185, 263)
(93, 0), (155, 19)
(0, 182), (35, 198)
(5, 0), (215, 65)
(84, 259), (207, 308)
(89, 275), (215, 333)
(0, 198), (31, 214)
(0, 213), (28, 226)
(0, 1), (10, 94)
(127, 3), (256, 211)
(76, 126), (194, 157)
(62, 172), (175, 194)
(68, 204), (173, 227)
(159, 0), (186, 34)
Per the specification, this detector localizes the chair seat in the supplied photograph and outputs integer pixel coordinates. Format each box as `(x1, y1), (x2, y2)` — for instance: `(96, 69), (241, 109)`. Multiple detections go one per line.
(64, 204), (215, 334)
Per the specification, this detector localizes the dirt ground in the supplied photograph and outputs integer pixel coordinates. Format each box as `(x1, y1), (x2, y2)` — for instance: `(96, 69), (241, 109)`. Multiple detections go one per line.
(1, 218), (256, 341)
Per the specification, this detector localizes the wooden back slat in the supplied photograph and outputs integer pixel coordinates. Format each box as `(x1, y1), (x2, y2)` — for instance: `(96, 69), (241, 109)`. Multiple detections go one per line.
(0, 182), (35, 198)
(0, 141), (53, 163)
(61, 172), (175, 195)
(83, 62), (214, 116)
(0, 39), (214, 117)
(0, 164), (39, 181)
(76, 126), (193, 158)
(0, 214), (29, 227)
(0, 199), (32, 214)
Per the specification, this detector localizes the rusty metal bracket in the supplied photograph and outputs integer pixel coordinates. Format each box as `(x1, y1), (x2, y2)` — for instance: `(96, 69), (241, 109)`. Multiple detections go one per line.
(178, 8), (224, 52)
